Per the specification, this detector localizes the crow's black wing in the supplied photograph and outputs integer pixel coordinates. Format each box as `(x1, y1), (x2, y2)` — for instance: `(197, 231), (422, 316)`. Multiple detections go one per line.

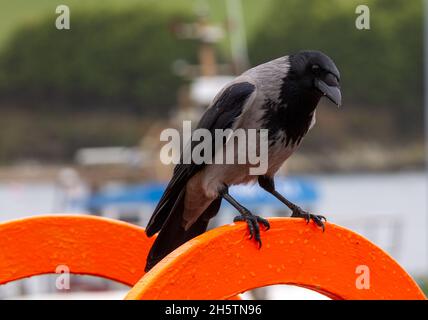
(145, 81), (256, 236)
(195, 82), (256, 131)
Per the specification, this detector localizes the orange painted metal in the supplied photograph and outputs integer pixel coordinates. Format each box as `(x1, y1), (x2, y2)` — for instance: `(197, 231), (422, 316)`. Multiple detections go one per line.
(126, 218), (426, 300)
(0, 215), (154, 286)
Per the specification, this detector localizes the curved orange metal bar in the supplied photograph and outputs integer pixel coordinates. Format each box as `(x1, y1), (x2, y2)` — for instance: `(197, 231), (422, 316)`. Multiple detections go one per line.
(0, 215), (154, 286)
(126, 218), (426, 300)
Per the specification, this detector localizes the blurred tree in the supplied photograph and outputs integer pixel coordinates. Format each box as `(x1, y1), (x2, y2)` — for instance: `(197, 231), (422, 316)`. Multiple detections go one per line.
(0, 0), (423, 164)
(0, 5), (198, 115)
(249, 0), (423, 139)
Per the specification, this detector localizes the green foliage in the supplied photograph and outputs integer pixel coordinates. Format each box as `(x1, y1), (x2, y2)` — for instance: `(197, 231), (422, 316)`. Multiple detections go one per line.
(249, 0), (423, 137)
(0, 5), (198, 115)
(0, 110), (149, 162)
(0, 0), (424, 162)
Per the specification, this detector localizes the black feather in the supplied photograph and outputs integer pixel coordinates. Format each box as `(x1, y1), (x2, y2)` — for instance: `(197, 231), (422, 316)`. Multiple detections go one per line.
(144, 82), (255, 270)
(145, 197), (222, 271)
(261, 64), (321, 147)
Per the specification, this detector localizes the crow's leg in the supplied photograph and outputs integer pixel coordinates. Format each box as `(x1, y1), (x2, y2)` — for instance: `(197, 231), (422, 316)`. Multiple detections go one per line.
(220, 186), (270, 247)
(258, 175), (326, 231)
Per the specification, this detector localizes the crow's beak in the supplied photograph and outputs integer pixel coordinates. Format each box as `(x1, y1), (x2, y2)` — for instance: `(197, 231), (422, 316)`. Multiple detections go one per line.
(315, 73), (341, 107)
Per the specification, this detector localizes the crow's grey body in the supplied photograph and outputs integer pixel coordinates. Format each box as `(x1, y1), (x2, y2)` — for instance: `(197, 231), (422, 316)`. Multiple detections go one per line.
(183, 56), (305, 229)
(145, 51), (340, 271)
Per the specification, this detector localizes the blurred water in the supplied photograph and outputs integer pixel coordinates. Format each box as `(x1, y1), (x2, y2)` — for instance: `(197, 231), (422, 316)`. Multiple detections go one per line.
(0, 171), (426, 277)
(0, 183), (59, 221)
(311, 171), (427, 276)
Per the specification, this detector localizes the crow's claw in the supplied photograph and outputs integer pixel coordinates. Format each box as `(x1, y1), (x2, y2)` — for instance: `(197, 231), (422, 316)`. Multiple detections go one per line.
(291, 207), (326, 232)
(256, 216), (271, 230)
(234, 214), (269, 248)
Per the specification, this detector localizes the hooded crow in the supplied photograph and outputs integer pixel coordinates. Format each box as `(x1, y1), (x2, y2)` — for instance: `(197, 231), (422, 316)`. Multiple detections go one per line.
(145, 50), (341, 271)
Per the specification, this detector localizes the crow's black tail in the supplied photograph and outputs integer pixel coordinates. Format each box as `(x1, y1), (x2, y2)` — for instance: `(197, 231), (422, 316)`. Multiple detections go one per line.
(145, 192), (222, 272)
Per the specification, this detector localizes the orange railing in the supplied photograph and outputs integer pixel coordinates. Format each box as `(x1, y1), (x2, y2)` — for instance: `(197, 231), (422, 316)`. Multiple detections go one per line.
(0, 215), (153, 286)
(0, 215), (425, 300)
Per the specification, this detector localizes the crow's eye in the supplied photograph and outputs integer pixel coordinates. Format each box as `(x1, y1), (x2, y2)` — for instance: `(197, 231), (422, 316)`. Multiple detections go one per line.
(311, 64), (321, 75)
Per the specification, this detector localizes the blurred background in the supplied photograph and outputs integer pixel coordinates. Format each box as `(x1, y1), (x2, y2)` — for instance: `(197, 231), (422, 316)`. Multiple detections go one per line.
(0, 0), (426, 299)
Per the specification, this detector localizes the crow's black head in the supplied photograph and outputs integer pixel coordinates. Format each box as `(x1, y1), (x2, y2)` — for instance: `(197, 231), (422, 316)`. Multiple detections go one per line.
(288, 50), (341, 106)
